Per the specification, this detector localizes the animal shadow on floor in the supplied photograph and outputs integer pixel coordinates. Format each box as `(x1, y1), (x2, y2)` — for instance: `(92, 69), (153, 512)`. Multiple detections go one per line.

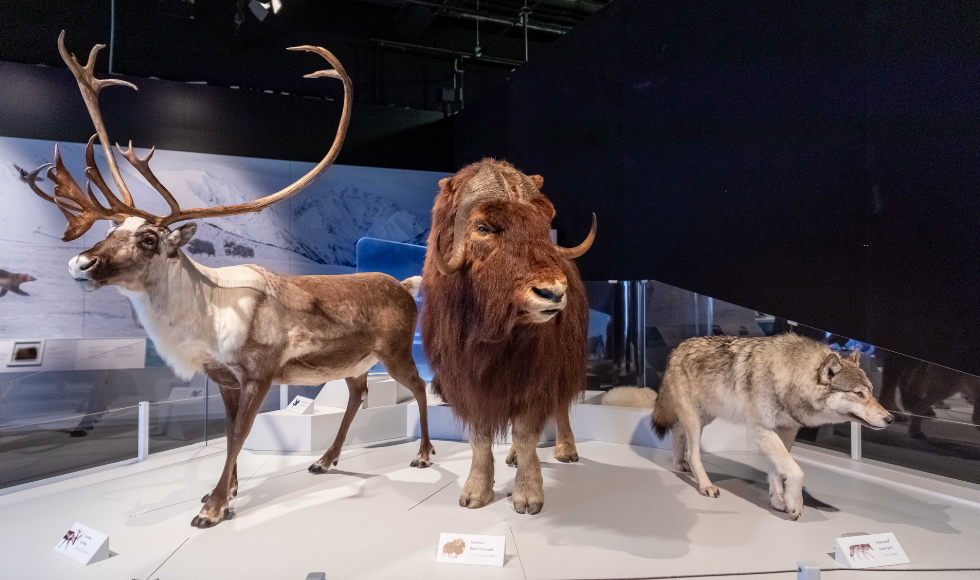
(664, 453), (841, 521)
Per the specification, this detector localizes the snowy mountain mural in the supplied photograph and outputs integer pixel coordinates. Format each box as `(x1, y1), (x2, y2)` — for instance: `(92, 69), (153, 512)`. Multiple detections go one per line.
(0, 135), (447, 339)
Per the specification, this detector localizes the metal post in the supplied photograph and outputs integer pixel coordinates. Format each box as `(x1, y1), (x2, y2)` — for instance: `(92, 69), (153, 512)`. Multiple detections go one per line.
(797, 561), (821, 579)
(706, 296), (714, 336)
(522, 1), (529, 61)
(280, 384), (290, 410)
(137, 401), (149, 461)
(851, 422), (862, 460)
(109, 0), (116, 74)
(636, 281), (646, 388)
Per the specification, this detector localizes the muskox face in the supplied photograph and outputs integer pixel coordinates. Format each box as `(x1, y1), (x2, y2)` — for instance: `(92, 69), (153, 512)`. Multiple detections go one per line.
(68, 217), (197, 292)
(427, 159), (595, 327)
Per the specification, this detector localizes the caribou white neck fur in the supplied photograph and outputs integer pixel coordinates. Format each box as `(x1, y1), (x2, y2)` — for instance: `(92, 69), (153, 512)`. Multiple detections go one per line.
(121, 254), (267, 380)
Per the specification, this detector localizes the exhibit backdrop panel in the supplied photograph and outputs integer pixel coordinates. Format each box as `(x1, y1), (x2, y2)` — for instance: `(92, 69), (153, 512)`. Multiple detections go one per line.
(0, 135), (448, 339)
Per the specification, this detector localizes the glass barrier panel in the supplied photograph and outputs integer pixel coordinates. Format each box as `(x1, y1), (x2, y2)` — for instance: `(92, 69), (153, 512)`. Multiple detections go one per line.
(147, 374), (208, 455)
(0, 404), (139, 488)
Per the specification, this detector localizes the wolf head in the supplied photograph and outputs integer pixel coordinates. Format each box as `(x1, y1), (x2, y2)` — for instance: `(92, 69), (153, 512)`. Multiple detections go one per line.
(816, 350), (894, 429)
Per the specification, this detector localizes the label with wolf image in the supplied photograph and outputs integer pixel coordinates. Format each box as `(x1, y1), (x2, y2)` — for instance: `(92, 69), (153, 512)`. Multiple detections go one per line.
(436, 533), (505, 566)
(54, 522), (110, 565)
(835, 532), (909, 569)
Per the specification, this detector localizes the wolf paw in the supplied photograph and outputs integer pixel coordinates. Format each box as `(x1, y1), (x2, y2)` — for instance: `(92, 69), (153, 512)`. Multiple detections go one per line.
(699, 485), (721, 498)
(785, 494), (804, 521)
(769, 491), (787, 512)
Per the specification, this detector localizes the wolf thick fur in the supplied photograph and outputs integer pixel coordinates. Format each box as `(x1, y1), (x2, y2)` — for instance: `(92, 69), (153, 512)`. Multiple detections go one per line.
(652, 334), (893, 520)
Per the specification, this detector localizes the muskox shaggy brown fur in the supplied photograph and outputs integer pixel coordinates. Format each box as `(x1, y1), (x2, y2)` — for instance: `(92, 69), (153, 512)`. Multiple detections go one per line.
(421, 159), (595, 514)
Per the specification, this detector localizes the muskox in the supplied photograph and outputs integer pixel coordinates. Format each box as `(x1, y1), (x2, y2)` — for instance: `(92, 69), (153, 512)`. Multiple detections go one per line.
(442, 538), (466, 558)
(421, 159), (595, 514)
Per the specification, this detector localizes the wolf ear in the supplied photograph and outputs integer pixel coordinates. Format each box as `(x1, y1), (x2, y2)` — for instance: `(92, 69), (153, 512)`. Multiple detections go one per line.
(848, 349), (861, 363)
(819, 353), (842, 384)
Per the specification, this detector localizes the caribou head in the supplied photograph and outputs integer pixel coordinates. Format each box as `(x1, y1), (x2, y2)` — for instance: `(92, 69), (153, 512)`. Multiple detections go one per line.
(26, 32), (351, 292)
(428, 159), (595, 326)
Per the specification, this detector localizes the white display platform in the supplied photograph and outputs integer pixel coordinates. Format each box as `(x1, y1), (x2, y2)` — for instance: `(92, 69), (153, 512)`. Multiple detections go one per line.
(245, 374), (416, 452)
(3, 439), (980, 580)
(407, 389), (756, 451)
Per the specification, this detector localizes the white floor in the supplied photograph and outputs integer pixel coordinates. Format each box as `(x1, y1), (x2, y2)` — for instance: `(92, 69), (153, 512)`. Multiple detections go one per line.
(2, 438), (979, 580)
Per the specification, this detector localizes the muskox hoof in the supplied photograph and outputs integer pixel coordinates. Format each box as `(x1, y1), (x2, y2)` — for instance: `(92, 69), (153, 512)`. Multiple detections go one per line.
(699, 485), (721, 498)
(555, 450), (579, 463)
(512, 496), (543, 515)
(459, 488), (494, 509)
(505, 448), (518, 467)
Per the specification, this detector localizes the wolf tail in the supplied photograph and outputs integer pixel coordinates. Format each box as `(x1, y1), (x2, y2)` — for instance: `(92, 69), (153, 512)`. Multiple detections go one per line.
(401, 275), (422, 298)
(651, 368), (678, 439)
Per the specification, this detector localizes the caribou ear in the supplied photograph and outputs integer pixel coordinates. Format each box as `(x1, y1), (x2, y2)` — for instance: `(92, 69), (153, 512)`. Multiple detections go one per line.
(167, 222), (197, 249)
(530, 174), (544, 189)
(848, 349), (861, 363)
(819, 353), (843, 384)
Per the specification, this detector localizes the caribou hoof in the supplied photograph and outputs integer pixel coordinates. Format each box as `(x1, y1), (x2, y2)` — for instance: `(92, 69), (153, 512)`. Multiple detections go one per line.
(191, 506), (230, 528)
(308, 462), (333, 474)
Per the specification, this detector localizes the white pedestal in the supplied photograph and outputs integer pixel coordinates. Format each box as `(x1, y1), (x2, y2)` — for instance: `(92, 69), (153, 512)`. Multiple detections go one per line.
(243, 404), (407, 452)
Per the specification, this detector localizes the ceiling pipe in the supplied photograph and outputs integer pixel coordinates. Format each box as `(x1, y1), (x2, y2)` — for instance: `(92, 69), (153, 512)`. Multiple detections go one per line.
(371, 38), (524, 67)
(396, 0), (570, 34)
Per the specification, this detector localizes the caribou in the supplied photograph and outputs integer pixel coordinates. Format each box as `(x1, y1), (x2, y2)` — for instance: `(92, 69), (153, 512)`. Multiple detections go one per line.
(420, 159), (595, 514)
(25, 32), (434, 528)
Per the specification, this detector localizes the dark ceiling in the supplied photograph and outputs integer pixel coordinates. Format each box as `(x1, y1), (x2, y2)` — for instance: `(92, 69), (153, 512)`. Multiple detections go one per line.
(0, 0), (610, 113)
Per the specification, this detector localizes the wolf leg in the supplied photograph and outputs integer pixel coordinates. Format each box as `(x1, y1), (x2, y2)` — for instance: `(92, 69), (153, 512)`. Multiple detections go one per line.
(767, 426), (799, 512)
(755, 426), (805, 520)
(460, 427), (495, 509)
(677, 407), (718, 497)
(672, 428), (690, 472)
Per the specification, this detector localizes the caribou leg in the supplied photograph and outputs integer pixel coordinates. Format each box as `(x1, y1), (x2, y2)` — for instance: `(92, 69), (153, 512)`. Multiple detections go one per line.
(460, 426), (495, 508)
(192, 378), (272, 528)
(380, 349), (435, 468)
(202, 381), (240, 503)
(553, 410), (579, 463)
(511, 413), (547, 515)
(309, 373), (368, 474)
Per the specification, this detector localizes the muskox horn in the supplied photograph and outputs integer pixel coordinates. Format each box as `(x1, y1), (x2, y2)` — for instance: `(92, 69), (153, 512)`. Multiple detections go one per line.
(557, 213), (597, 259)
(432, 166), (508, 275)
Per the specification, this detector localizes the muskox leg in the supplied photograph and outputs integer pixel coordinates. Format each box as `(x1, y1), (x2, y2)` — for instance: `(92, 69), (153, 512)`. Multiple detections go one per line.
(309, 373), (368, 474)
(553, 409), (579, 463)
(460, 427), (495, 509)
(379, 350), (436, 468)
(511, 414), (546, 514)
(192, 378), (271, 528)
(202, 382), (241, 503)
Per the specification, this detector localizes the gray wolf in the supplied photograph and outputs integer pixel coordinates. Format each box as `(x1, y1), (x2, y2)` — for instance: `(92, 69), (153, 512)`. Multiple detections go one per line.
(652, 334), (893, 520)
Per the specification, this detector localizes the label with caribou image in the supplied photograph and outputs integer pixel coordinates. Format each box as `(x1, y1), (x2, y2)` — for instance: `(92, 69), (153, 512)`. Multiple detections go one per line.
(436, 533), (505, 567)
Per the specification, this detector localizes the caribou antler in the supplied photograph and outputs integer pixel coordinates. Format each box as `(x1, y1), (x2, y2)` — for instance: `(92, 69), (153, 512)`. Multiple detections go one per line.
(26, 32), (352, 241)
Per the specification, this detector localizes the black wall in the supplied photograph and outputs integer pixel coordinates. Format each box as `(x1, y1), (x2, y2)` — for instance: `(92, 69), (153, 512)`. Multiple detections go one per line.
(456, 0), (980, 376)
(0, 61), (452, 172)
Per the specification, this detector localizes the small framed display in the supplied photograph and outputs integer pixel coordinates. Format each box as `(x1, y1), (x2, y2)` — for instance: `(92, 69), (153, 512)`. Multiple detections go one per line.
(8, 340), (44, 367)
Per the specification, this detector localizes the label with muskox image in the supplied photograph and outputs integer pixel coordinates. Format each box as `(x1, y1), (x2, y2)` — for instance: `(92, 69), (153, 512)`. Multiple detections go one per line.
(436, 533), (505, 567)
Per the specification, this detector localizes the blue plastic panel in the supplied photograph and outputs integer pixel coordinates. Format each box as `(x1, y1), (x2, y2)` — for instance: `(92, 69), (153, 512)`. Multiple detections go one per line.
(355, 237), (431, 380)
